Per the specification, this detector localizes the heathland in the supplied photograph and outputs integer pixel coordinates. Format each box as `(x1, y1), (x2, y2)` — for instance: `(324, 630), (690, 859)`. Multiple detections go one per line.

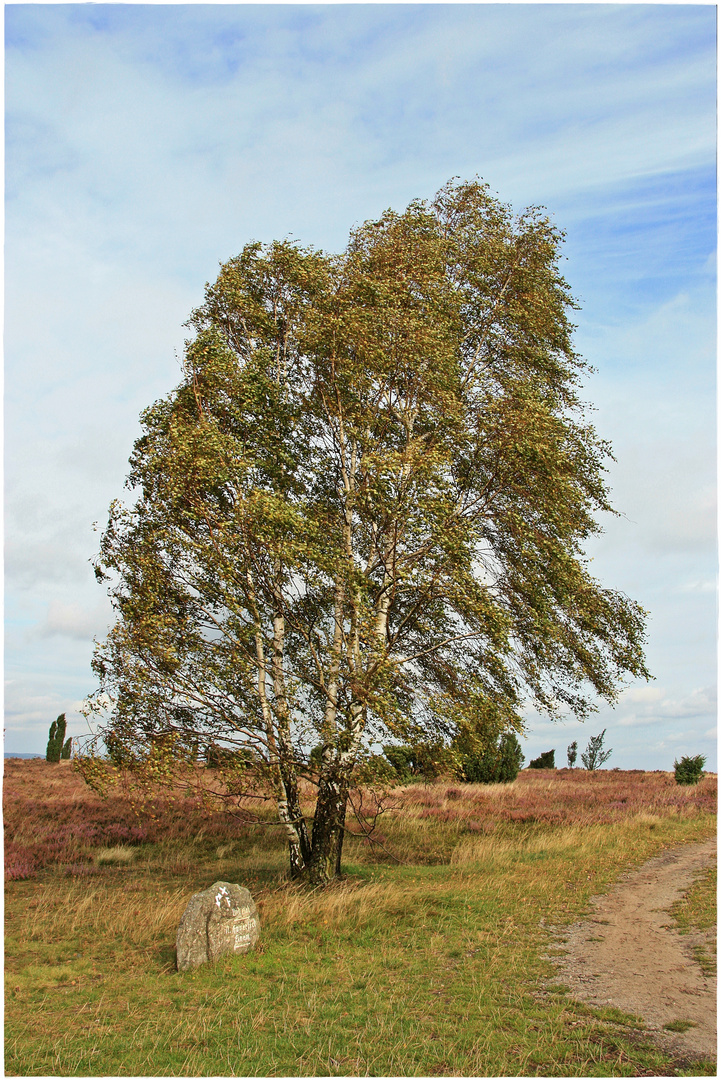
(4, 758), (716, 1076)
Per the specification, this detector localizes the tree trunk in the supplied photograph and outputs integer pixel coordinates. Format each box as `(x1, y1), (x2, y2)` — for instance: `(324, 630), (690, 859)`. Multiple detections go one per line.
(279, 750), (312, 876)
(306, 771), (349, 885)
(335, 795), (347, 877)
(288, 831), (307, 879)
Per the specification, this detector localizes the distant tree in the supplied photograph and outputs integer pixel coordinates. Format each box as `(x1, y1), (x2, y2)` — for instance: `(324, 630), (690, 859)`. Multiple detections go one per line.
(567, 740), (578, 768)
(80, 178), (650, 884)
(46, 714), (67, 763)
(674, 755), (706, 785)
(581, 730), (612, 771)
(529, 749), (556, 770)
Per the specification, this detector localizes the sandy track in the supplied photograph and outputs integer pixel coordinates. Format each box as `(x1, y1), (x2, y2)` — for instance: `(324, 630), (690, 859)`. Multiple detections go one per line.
(553, 837), (717, 1061)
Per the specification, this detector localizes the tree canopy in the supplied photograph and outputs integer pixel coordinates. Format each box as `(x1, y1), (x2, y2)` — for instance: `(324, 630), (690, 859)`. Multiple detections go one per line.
(83, 178), (650, 883)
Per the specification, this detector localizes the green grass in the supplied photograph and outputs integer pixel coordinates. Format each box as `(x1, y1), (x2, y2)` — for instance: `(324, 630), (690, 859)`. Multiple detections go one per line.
(5, 805), (717, 1077)
(670, 863), (717, 932)
(669, 863), (717, 978)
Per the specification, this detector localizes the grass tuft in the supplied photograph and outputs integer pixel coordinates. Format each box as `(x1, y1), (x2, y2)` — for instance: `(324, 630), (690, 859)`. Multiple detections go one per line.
(663, 1019), (697, 1033)
(94, 845), (137, 866)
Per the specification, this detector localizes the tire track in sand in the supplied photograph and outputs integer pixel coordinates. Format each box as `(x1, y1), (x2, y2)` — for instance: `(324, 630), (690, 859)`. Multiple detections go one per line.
(552, 837), (716, 1061)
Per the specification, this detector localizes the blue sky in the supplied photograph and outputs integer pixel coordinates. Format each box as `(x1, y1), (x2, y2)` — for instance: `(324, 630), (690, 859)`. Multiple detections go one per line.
(5, 4), (716, 769)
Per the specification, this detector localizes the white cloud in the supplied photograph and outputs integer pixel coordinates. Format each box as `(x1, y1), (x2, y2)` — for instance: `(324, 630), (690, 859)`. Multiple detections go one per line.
(624, 686), (664, 704)
(616, 685), (717, 727)
(37, 600), (113, 643)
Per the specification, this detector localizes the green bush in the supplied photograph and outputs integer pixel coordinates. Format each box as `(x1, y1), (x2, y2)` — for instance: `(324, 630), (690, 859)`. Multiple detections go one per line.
(460, 733), (524, 784)
(566, 741), (578, 768)
(674, 754), (706, 785)
(355, 753), (399, 785)
(382, 745), (413, 782)
(206, 744), (255, 769)
(382, 743), (446, 783)
(529, 749), (555, 770)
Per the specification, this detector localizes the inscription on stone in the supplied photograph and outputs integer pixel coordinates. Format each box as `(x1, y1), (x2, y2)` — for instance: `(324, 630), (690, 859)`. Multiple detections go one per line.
(176, 880), (260, 971)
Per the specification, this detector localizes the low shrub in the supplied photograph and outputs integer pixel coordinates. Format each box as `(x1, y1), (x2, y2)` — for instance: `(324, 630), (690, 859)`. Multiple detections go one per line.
(529, 749), (555, 770)
(674, 755), (706, 785)
(2, 758), (256, 880)
(5, 852), (36, 881)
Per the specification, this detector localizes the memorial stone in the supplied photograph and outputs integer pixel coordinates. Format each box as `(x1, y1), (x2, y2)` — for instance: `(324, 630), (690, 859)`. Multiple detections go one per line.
(176, 880), (260, 971)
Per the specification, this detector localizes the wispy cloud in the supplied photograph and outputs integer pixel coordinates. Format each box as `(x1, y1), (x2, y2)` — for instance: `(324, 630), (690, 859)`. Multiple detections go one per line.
(36, 600), (113, 643)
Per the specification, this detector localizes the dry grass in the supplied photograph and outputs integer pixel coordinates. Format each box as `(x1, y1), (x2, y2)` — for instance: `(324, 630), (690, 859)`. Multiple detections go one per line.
(4, 757), (716, 880)
(258, 876), (418, 933)
(3, 758), (269, 880)
(344, 768), (716, 868)
(94, 845), (138, 865)
(16, 876), (189, 945)
(393, 768), (715, 826)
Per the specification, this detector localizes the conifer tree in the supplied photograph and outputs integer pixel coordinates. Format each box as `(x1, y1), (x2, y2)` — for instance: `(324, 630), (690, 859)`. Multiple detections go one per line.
(46, 713), (66, 763)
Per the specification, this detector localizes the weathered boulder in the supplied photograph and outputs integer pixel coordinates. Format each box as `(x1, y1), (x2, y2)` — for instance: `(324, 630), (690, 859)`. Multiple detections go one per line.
(176, 880), (260, 971)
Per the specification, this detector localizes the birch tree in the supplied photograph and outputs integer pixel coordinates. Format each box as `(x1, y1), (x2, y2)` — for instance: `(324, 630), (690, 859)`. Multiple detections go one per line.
(83, 179), (649, 884)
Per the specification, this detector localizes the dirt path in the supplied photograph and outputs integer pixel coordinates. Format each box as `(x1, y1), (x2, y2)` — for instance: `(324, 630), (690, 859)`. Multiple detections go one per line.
(552, 837), (717, 1061)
